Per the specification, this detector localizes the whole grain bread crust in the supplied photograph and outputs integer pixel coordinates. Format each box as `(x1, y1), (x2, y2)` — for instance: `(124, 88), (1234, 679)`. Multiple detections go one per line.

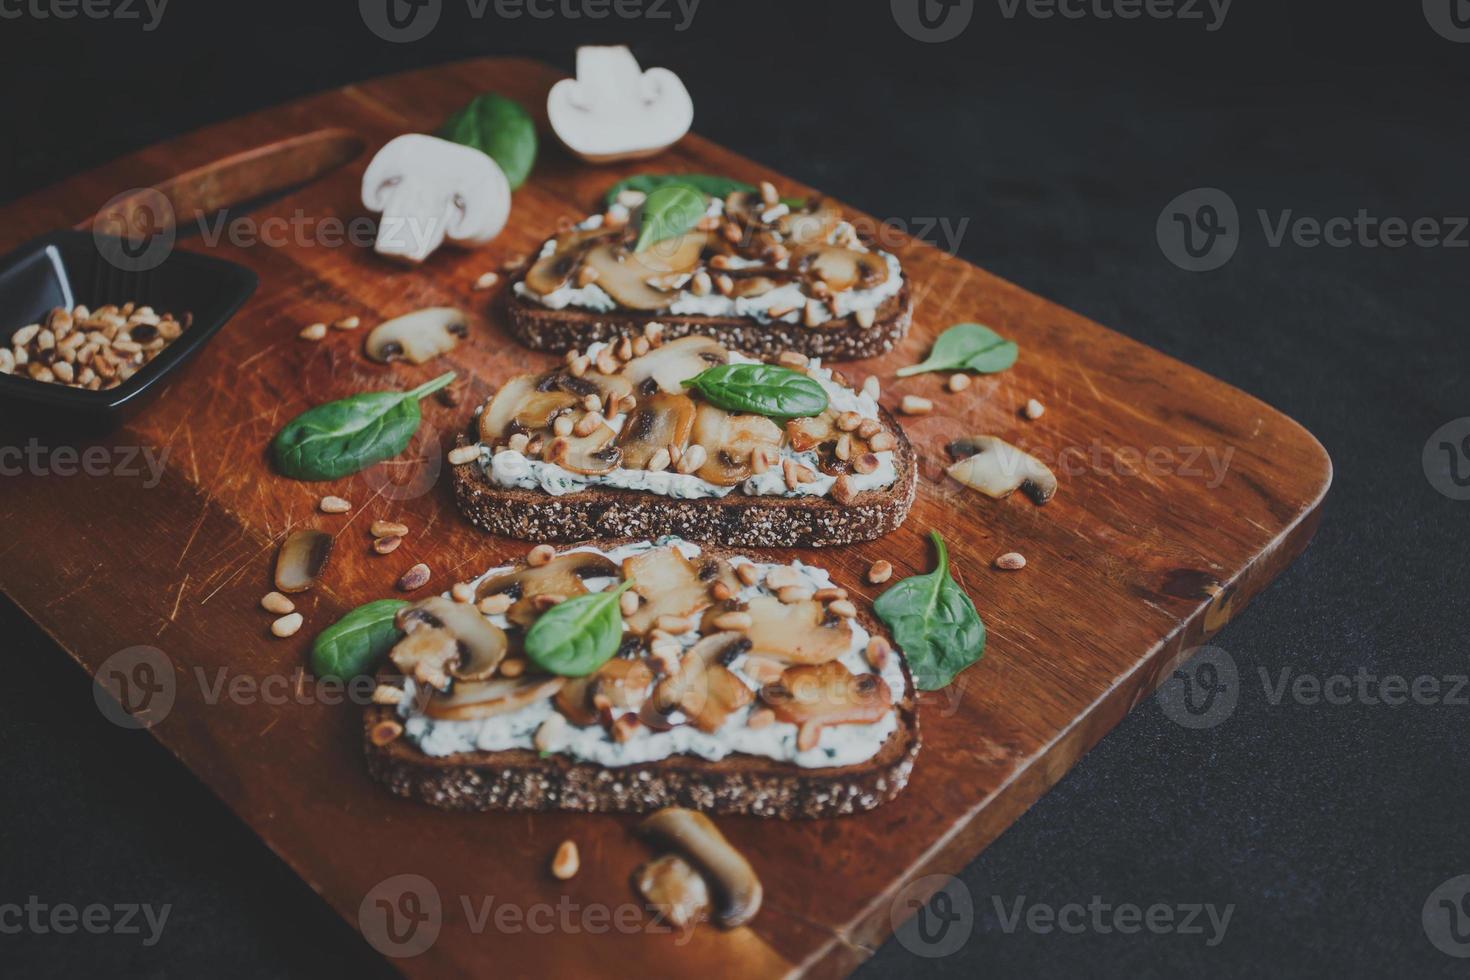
(364, 548), (919, 819)
(452, 403), (918, 548)
(504, 279), (913, 361)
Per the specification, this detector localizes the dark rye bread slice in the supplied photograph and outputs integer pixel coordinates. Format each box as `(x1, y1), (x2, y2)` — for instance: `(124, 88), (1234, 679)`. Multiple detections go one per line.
(364, 546), (920, 819)
(505, 279), (913, 361)
(451, 404), (918, 548)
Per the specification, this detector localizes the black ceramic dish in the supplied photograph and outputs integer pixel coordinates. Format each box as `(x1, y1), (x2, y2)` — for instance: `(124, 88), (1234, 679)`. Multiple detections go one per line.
(0, 230), (256, 427)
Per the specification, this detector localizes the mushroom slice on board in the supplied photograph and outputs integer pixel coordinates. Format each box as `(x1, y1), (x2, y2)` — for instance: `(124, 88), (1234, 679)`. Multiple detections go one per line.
(396, 596), (508, 682)
(475, 551), (621, 628)
(274, 529), (332, 594)
(639, 808), (763, 929)
(690, 405), (784, 486)
(742, 595), (852, 665)
(616, 392), (696, 468)
(423, 675), (566, 721)
(364, 307), (469, 365)
(635, 855), (710, 929)
(620, 546), (718, 635)
(622, 335), (728, 395)
(945, 435), (1059, 504)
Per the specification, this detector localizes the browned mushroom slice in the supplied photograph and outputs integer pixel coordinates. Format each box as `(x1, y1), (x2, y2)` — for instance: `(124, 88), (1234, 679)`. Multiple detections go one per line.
(759, 661), (892, 743)
(622, 335), (728, 395)
(726, 275), (779, 299)
(621, 546), (717, 635)
(396, 596), (508, 682)
(639, 807), (763, 929)
(554, 673), (600, 726)
(785, 411), (874, 474)
(582, 243), (672, 311)
(423, 675), (566, 721)
(690, 404), (784, 486)
(778, 201), (843, 245)
(545, 423), (621, 476)
(592, 658), (656, 712)
(635, 855), (710, 929)
(650, 651), (753, 734)
(476, 551), (621, 628)
(539, 367), (635, 406)
(524, 249), (582, 296)
(743, 595), (851, 665)
(630, 231), (708, 276)
(616, 392), (696, 468)
(794, 246), (888, 293)
(478, 374), (579, 443)
(274, 529), (332, 594)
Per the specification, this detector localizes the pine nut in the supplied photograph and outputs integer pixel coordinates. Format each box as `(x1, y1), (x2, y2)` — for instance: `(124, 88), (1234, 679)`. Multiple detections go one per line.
(804, 300), (825, 328)
(397, 563), (430, 591)
(835, 435), (852, 462)
(372, 520), (409, 539)
(647, 447), (672, 472)
(271, 612), (304, 637)
(996, 552), (1027, 570)
(299, 322), (327, 341)
(735, 563), (762, 586)
(710, 581), (733, 601)
(500, 658), (526, 677)
(569, 355), (590, 377)
(655, 614), (695, 635)
(332, 316), (360, 331)
(372, 535), (402, 555)
(712, 611), (753, 631)
(759, 180), (779, 206)
(573, 412), (604, 437)
(777, 586), (814, 604)
(765, 566), (803, 590)
(371, 684), (404, 705)
(473, 271), (500, 290)
(715, 274), (735, 296)
(1025, 398), (1046, 420)
(261, 591), (295, 614)
(676, 443), (707, 475)
(865, 637), (891, 670)
(535, 713), (567, 752)
(854, 308), (877, 328)
(868, 431), (896, 452)
(507, 432), (530, 453)
(831, 474), (858, 506)
(632, 336), (650, 357)
(619, 590), (641, 616)
(828, 599), (858, 618)
(777, 351), (808, 368)
(814, 587), (848, 601)
(479, 593), (513, 615)
(451, 582), (475, 603)
(867, 560), (893, 584)
(900, 395), (933, 415)
(527, 544), (556, 567)
(447, 445), (480, 466)
(319, 495), (351, 513)
(948, 373), (971, 393)
(691, 271), (712, 296)
(852, 453), (880, 475)
(861, 376), (881, 400)
(369, 719), (404, 746)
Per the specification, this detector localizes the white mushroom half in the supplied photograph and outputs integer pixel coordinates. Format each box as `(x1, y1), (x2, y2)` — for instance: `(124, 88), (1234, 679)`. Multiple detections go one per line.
(547, 46), (694, 164)
(361, 134), (511, 264)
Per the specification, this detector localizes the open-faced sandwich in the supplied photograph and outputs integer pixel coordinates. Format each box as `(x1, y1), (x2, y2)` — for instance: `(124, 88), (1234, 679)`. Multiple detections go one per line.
(507, 178), (913, 359)
(450, 331), (917, 547)
(365, 538), (920, 818)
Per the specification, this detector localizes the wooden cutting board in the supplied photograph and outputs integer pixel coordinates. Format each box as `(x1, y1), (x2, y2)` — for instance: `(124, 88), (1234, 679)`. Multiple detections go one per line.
(0, 58), (1330, 977)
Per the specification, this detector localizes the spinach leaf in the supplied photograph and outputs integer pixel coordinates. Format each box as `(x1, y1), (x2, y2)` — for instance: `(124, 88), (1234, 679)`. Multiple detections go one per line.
(271, 372), (455, 481)
(604, 173), (754, 206)
(524, 580), (636, 677)
(682, 363), (829, 422)
(873, 532), (985, 691)
(634, 183), (708, 253)
(896, 322), (1019, 378)
(437, 93), (538, 189)
(310, 599), (410, 681)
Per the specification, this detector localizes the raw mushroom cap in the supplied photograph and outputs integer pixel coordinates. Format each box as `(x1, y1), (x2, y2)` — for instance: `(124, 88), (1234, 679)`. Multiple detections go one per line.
(364, 307), (469, 365)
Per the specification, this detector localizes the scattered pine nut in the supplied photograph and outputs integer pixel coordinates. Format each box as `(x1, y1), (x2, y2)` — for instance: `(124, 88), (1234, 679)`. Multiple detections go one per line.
(500, 658), (526, 678)
(947, 373), (972, 393)
(1025, 398), (1046, 420)
(319, 495), (351, 514)
(369, 719), (404, 747)
(447, 445), (480, 466)
(527, 544), (556, 567)
(332, 316), (360, 331)
(299, 322), (327, 341)
(451, 582), (476, 603)
(397, 563), (431, 591)
(827, 599), (858, 619)
(271, 612), (304, 637)
(261, 591), (295, 615)
(371, 520), (409, 539)
(865, 637), (891, 670)
(867, 560), (894, 584)
(900, 395), (934, 416)
(868, 431), (897, 453)
(473, 271), (500, 291)
(372, 535), (402, 555)
(996, 552), (1027, 571)
(479, 593), (513, 615)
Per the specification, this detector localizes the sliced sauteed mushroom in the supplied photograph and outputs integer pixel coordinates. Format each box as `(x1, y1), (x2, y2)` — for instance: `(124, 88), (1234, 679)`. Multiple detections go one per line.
(725, 275), (781, 299)
(669, 657), (753, 733)
(635, 855), (710, 929)
(778, 201), (843, 245)
(475, 551), (620, 628)
(479, 374), (579, 444)
(640, 807), (763, 929)
(743, 596), (851, 665)
(545, 423), (621, 475)
(423, 675), (566, 721)
(946, 435), (1058, 504)
(554, 673), (601, 726)
(759, 661), (892, 742)
(388, 627), (462, 691)
(631, 231), (708, 276)
(522, 227), (620, 296)
(591, 658), (656, 712)
(690, 405), (784, 486)
(364, 307), (469, 364)
(621, 546), (720, 635)
(541, 366), (634, 405)
(274, 529), (332, 594)
(622, 335), (728, 395)
(395, 596), (508, 682)
(582, 243), (672, 311)
(616, 392), (696, 468)
(786, 411), (877, 473)
(794, 246), (887, 293)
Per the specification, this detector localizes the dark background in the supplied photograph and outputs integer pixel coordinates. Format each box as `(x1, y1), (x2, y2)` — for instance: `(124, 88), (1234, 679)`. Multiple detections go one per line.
(2, 1), (1468, 976)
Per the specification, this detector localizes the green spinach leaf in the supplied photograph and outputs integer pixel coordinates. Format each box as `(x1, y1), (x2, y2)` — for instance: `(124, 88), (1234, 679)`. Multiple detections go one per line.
(524, 580), (636, 677)
(271, 372), (455, 481)
(682, 363), (829, 422)
(437, 93), (538, 189)
(310, 599), (410, 681)
(896, 322), (1019, 377)
(873, 532), (985, 690)
(634, 183), (708, 253)
(604, 173), (754, 206)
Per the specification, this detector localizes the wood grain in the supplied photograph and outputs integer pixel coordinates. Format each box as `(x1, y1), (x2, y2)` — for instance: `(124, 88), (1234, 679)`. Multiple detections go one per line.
(0, 57), (1330, 978)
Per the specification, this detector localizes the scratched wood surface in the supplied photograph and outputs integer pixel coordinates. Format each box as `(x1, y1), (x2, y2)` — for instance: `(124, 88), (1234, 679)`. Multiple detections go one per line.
(0, 58), (1330, 977)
